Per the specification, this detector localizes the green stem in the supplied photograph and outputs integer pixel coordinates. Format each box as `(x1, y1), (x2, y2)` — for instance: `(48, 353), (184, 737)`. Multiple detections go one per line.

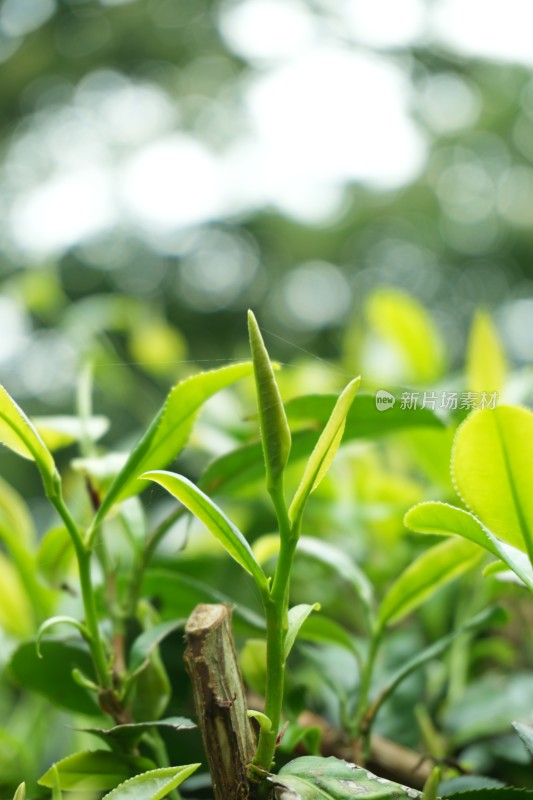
(250, 481), (298, 777)
(351, 628), (381, 756)
(50, 493), (111, 689)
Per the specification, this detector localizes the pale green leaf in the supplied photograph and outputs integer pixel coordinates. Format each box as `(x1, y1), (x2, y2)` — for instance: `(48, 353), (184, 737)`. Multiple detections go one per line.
(248, 310), (291, 490)
(0, 552), (33, 636)
(102, 764), (200, 800)
(0, 385), (58, 497)
(404, 501), (533, 591)
(289, 377), (360, 525)
(452, 405), (533, 558)
(38, 751), (154, 790)
(366, 289), (445, 382)
(141, 471), (267, 590)
(272, 756), (422, 799)
(93, 362), (253, 526)
(0, 475), (35, 547)
(467, 310), (507, 395)
(33, 415), (109, 451)
(12, 783), (26, 800)
(377, 537), (481, 629)
(285, 603), (320, 660)
(422, 767), (440, 800)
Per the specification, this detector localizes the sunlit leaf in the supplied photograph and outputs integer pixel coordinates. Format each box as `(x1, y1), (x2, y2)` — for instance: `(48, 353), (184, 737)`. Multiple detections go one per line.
(36, 525), (75, 585)
(0, 385), (58, 497)
(289, 377), (360, 525)
(93, 362), (253, 525)
(405, 502), (533, 591)
(467, 310), (507, 395)
(0, 475), (35, 547)
(33, 415), (109, 451)
(377, 538), (481, 629)
(452, 405), (533, 558)
(102, 764), (200, 800)
(38, 751), (154, 791)
(366, 289), (445, 382)
(141, 471), (267, 590)
(0, 553), (33, 636)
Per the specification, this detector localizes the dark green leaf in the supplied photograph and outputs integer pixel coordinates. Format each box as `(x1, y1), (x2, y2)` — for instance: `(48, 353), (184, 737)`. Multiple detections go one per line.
(128, 619), (185, 675)
(512, 721), (533, 760)
(80, 717), (196, 750)
(272, 756), (422, 798)
(9, 637), (100, 715)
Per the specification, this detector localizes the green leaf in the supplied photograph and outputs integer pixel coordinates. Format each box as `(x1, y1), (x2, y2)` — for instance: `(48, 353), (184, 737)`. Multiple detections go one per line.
(297, 615), (362, 661)
(285, 603), (320, 660)
(272, 756), (422, 798)
(422, 768), (441, 800)
(38, 751), (154, 791)
(36, 525), (75, 585)
(298, 536), (374, 616)
(0, 385), (59, 497)
(289, 377), (361, 525)
(466, 310), (507, 395)
(12, 784), (26, 800)
(130, 647), (171, 722)
(513, 721), (533, 760)
(33, 415), (109, 451)
(443, 790), (533, 799)
(79, 717), (196, 750)
(102, 764), (200, 800)
(199, 392), (443, 497)
(404, 502), (533, 591)
(248, 310), (291, 491)
(141, 471), (267, 590)
(10, 637), (101, 715)
(0, 475), (35, 547)
(36, 616), (91, 658)
(0, 552), (33, 636)
(452, 405), (533, 558)
(370, 606), (506, 724)
(93, 362), (252, 525)
(366, 288), (445, 382)
(377, 537), (481, 629)
(50, 764), (62, 800)
(128, 619), (186, 675)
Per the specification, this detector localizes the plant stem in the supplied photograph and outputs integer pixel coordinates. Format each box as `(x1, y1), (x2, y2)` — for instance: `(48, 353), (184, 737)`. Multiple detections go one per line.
(352, 629), (381, 760)
(250, 483), (298, 778)
(51, 492), (111, 689)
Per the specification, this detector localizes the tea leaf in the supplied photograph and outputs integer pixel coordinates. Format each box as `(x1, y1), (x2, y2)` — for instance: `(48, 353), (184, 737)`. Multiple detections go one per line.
(298, 535), (374, 615)
(36, 525), (75, 585)
(271, 756), (422, 798)
(12, 783), (26, 800)
(452, 405), (533, 558)
(102, 764), (200, 800)
(248, 310), (291, 491)
(513, 721), (533, 760)
(366, 288), (445, 382)
(33, 415), (109, 451)
(141, 471), (268, 590)
(10, 637), (101, 715)
(79, 718), (196, 750)
(128, 619), (186, 675)
(405, 502), (533, 591)
(0, 385), (58, 497)
(285, 603), (320, 660)
(0, 475), (35, 547)
(378, 537), (481, 629)
(38, 751), (154, 790)
(289, 377), (360, 525)
(94, 362), (253, 525)
(466, 310), (507, 395)
(0, 553), (33, 636)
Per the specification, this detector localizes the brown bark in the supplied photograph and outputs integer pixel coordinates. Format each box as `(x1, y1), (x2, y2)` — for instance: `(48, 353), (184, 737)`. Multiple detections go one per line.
(184, 604), (257, 800)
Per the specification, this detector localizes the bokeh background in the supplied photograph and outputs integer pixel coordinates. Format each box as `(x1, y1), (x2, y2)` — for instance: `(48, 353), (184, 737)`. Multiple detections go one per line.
(1, 0), (533, 489)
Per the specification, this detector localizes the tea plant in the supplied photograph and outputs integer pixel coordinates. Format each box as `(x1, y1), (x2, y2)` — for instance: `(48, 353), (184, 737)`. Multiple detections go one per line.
(0, 305), (532, 800)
